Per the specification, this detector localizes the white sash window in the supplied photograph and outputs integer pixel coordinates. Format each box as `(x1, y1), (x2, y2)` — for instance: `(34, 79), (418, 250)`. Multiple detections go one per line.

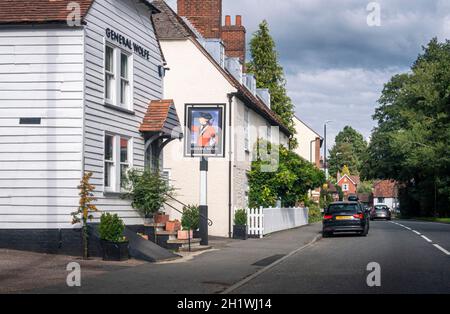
(104, 44), (132, 110)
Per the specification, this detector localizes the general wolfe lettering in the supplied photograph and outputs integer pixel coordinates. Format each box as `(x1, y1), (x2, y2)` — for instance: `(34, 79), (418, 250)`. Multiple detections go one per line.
(105, 28), (150, 61)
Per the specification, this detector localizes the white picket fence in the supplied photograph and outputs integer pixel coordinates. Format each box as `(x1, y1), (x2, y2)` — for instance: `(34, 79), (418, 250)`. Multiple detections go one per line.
(240, 207), (309, 238)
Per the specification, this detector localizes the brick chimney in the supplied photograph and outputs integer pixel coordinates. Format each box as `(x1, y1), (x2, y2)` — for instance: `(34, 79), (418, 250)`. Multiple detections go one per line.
(315, 137), (322, 169)
(177, 0), (222, 39)
(221, 15), (246, 64)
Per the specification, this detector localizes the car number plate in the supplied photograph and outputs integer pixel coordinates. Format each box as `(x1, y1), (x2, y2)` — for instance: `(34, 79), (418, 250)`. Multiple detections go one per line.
(336, 216), (353, 220)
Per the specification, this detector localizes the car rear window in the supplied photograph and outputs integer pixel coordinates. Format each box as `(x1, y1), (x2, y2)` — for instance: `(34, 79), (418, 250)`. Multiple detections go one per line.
(328, 204), (359, 213)
(375, 206), (387, 211)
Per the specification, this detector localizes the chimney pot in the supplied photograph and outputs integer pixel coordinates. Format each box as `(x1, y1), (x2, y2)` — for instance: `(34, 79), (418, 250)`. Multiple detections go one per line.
(225, 15), (231, 26)
(236, 15), (242, 26)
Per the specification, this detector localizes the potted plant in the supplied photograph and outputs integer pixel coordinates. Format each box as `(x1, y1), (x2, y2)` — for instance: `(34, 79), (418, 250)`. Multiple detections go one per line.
(98, 213), (129, 261)
(123, 169), (174, 227)
(233, 209), (248, 240)
(166, 220), (181, 233)
(180, 205), (200, 239)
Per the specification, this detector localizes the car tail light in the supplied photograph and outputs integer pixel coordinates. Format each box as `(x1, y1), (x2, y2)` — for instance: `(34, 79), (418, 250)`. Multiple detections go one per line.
(323, 215), (333, 220)
(353, 213), (364, 219)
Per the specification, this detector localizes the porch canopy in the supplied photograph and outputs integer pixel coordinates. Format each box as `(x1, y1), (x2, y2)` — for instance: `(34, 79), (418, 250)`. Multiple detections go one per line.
(140, 99), (183, 170)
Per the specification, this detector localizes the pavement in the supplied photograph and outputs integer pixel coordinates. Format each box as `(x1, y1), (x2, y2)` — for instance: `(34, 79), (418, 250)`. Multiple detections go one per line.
(22, 223), (322, 294)
(231, 219), (450, 294)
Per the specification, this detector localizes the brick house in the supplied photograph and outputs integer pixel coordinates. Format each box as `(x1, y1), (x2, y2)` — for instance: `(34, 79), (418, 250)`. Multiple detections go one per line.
(337, 174), (360, 200)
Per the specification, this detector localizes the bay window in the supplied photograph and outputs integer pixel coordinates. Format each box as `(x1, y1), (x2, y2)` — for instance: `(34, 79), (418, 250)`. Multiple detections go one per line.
(104, 134), (132, 192)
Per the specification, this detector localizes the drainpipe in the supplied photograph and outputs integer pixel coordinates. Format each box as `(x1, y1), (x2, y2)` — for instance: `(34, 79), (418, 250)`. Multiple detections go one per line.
(227, 93), (236, 238)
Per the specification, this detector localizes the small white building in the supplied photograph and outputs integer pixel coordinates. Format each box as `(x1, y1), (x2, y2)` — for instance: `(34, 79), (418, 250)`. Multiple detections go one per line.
(152, 0), (292, 237)
(0, 0), (182, 253)
(373, 180), (399, 211)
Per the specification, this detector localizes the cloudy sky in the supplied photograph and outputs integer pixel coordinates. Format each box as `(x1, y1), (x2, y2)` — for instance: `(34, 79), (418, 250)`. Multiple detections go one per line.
(167, 0), (450, 145)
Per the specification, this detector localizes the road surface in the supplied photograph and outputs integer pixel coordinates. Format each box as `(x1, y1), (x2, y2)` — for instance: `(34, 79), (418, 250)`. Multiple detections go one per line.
(232, 220), (450, 294)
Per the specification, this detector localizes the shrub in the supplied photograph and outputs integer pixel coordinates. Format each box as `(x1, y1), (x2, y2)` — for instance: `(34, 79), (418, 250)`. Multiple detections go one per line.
(99, 213), (126, 243)
(181, 205), (200, 231)
(123, 169), (174, 218)
(308, 203), (323, 224)
(234, 209), (247, 226)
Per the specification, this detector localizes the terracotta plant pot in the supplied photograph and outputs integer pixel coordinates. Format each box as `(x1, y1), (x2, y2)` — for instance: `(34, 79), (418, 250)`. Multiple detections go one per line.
(154, 213), (170, 224)
(166, 220), (181, 232)
(177, 230), (193, 240)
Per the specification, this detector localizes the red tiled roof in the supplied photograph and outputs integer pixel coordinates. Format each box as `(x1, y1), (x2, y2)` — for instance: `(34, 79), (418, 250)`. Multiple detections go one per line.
(338, 174), (360, 186)
(140, 99), (175, 133)
(373, 180), (398, 198)
(0, 0), (95, 24)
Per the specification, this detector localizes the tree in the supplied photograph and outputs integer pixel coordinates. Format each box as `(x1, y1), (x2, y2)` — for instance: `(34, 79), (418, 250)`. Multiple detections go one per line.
(247, 20), (297, 148)
(248, 140), (325, 208)
(362, 38), (450, 217)
(71, 172), (98, 259)
(328, 126), (368, 178)
(341, 165), (351, 176)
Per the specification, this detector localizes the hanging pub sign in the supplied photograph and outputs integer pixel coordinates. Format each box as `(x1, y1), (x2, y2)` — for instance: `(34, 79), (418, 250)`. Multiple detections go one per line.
(185, 104), (226, 158)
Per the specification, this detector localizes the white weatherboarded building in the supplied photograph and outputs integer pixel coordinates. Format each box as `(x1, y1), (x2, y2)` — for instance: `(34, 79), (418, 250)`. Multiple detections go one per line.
(0, 0), (178, 253)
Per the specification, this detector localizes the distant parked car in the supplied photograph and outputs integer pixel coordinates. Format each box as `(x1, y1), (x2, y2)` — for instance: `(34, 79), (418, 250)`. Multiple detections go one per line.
(370, 205), (392, 221)
(322, 202), (370, 237)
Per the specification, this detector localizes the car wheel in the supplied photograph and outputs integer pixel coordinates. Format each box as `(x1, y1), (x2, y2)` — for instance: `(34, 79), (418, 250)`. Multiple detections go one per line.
(323, 231), (330, 238)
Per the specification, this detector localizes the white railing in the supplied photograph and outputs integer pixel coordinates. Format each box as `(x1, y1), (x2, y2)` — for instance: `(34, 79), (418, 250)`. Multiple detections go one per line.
(238, 207), (309, 238)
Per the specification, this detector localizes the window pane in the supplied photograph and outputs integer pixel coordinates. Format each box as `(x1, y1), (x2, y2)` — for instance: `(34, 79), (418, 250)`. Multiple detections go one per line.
(105, 162), (112, 187)
(120, 80), (128, 105)
(105, 46), (114, 72)
(105, 135), (114, 161)
(120, 164), (129, 188)
(121, 53), (128, 78)
(105, 73), (113, 100)
(120, 138), (128, 163)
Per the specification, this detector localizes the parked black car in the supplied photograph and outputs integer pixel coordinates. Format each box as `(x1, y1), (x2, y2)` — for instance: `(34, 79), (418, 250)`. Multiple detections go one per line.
(322, 201), (370, 237)
(370, 205), (392, 221)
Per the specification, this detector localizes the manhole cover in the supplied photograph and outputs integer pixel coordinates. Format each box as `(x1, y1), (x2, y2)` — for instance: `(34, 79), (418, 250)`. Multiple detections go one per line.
(252, 254), (285, 267)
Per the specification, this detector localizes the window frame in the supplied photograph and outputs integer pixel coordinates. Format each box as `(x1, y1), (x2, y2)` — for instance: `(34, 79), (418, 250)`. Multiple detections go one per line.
(104, 133), (133, 193)
(104, 43), (133, 111)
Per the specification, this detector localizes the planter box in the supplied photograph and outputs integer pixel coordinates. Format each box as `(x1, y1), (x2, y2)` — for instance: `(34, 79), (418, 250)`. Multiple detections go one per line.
(177, 230), (193, 240)
(101, 240), (129, 261)
(154, 214), (170, 224)
(166, 220), (181, 232)
(233, 225), (248, 240)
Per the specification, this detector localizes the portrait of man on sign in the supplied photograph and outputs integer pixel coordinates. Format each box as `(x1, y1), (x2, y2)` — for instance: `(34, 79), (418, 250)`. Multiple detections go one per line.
(185, 105), (225, 157)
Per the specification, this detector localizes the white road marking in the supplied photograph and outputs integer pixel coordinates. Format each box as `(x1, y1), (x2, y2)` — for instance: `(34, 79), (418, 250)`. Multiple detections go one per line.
(412, 230), (421, 235)
(404, 226), (412, 230)
(421, 235), (432, 243)
(433, 244), (450, 256)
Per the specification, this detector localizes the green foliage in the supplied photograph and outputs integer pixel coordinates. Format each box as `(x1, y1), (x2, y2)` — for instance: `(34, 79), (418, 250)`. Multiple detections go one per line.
(357, 181), (374, 194)
(98, 213), (126, 243)
(181, 205), (200, 231)
(71, 172), (98, 259)
(308, 203), (323, 224)
(248, 140), (326, 208)
(362, 38), (450, 217)
(123, 169), (174, 217)
(234, 209), (248, 226)
(328, 126), (368, 178)
(247, 20), (297, 147)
